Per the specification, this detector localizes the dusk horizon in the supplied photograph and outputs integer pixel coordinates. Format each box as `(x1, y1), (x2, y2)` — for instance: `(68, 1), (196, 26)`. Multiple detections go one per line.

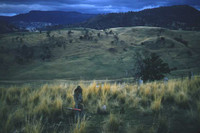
(1, 4), (199, 17)
(0, 0), (200, 16)
(1, 0), (200, 132)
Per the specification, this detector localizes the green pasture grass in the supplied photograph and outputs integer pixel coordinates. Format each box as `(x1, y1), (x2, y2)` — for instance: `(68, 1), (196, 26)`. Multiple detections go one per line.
(0, 26), (200, 80)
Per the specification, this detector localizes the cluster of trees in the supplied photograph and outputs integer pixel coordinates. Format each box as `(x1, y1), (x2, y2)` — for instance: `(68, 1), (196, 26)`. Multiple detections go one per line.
(79, 29), (94, 41)
(79, 6), (200, 31)
(15, 43), (53, 64)
(15, 30), (75, 63)
(40, 46), (52, 61)
(15, 44), (34, 64)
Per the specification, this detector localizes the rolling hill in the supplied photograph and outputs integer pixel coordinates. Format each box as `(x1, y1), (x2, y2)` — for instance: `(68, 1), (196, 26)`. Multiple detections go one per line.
(78, 5), (200, 30)
(0, 11), (97, 30)
(1, 5), (200, 32)
(0, 20), (18, 34)
(0, 26), (200, 80)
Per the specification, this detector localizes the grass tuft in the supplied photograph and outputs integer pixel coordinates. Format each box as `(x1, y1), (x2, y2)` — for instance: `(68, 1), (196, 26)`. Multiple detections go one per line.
(104, 113), (121, 132)
(71, 118), (87, 133)
(174, 91), (189, 107)
(24, 117), (43, 133)
(151, 96), (162, 111)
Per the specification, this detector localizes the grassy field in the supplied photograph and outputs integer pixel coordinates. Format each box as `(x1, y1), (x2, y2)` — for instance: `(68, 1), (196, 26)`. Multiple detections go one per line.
(0, 26), (200, 80)
(0, 77), (200, 133)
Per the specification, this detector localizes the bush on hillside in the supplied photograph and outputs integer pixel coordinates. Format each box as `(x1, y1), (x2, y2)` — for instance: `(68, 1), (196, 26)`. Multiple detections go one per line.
(135, 53), (171, 82)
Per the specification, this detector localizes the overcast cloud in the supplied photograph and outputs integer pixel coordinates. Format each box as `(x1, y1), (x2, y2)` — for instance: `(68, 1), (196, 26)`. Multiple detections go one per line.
(0, 0), (200, 16)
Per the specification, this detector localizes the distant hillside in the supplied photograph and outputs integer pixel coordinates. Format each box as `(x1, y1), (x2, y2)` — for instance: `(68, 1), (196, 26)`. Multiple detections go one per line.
(1, 5), (200, 31)
(79, 5), (200, 30)
(0, 26), (200, 80)
(0, 20), (18, 34)
(0, 11), (97, 29)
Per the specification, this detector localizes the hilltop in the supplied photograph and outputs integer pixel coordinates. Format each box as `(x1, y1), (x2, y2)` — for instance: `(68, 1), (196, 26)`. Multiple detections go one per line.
(0, 11), (96, 31)
(1, 5), (200, 32)
(78, 5), (200, 30)
(0, 26), (200, 80)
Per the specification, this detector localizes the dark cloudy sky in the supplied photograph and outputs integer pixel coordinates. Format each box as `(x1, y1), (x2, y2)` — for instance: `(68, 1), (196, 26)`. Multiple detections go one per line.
(0, 0), (200, 16)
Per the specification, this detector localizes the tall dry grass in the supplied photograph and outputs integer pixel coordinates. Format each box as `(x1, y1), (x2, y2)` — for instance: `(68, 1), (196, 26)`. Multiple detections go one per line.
(70, 117), (88, 133)
(103, 113), (121, 132)
(0, 77), (200, 132)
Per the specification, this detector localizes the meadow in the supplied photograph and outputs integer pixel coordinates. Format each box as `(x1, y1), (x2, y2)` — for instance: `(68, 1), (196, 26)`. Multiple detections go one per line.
(1, 27), (200, 80)
(0, 77), (200, 133)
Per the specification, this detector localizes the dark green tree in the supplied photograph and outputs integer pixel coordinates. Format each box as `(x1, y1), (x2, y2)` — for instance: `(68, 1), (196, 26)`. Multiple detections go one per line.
(15, 44), (34, 64)
(137, 53), (170, 82)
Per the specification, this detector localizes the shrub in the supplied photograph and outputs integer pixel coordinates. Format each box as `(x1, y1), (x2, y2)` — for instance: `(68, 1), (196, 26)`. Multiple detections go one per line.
(135, 53), (171, 82)
(68, 30), (73, 36)
(46, 31), (51, 37)
(108, 48), (117, 53)
(97, 33), (101, 37)
(40, 46), (52, 61)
